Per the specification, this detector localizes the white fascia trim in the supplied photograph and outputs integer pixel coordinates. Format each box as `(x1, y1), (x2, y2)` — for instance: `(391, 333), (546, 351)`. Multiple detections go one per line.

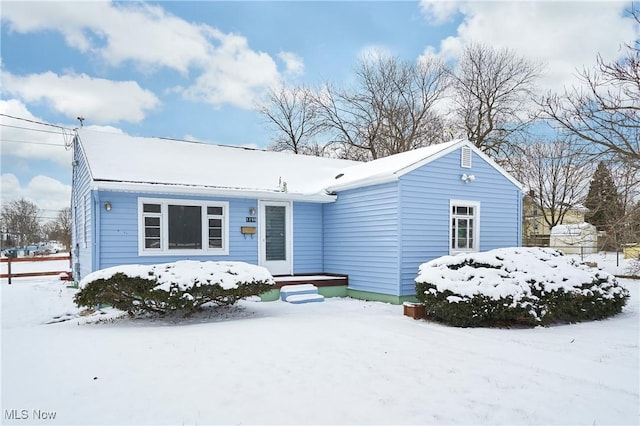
(325, 174), (400, 193)
(91, 180), (337, 203)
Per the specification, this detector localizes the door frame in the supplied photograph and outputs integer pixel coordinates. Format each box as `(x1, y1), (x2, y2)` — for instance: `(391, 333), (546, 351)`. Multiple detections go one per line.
(258, 200), (293, 275)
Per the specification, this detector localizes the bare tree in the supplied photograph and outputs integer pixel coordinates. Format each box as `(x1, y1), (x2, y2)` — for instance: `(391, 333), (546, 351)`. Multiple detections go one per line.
(449, 43), (542, 156)
(257, 84), (327, 155)
(539, 11), (640, 169)
(513, 137), (591, 232)
(1, 198), (41, 246)
(611, 163), (640, 247)
(44, 207), (71, 249)
(315, 53), (450, 160)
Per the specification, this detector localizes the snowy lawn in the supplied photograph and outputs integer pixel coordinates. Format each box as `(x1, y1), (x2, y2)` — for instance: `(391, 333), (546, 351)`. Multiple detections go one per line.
(1, 265), (638, 424)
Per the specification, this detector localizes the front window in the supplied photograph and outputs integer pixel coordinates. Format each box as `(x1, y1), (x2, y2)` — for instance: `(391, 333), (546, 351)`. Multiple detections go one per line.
(451, 201), (479, 253)
(139, 198), (228, 255)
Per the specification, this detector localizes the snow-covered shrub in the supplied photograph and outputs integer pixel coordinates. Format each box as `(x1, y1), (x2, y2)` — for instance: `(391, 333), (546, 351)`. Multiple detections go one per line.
(415, 248), (629, 327)
(74, 261), (274, 316)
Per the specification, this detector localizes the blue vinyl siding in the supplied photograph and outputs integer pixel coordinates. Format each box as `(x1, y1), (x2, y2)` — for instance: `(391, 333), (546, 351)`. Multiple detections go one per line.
(70, 139), (94, 280)
(93, 191), (259, 274)
(397, 150), (522, 295)
(324, 182), (400, 295)
(292, 202), (323, 273)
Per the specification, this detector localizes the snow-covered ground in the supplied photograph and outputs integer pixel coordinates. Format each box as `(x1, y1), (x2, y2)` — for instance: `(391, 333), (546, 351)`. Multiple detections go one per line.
(1, 254), (638, 425)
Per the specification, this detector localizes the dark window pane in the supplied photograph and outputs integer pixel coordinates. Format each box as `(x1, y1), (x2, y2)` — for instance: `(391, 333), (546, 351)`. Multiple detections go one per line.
(168, 205), (201, 249)
(209, 238), (222, 248)
(145, 217), (160, 226)
(209, 218), (222, 227)
(145, 227), (160, 238)
(145, 238), (160, 249)
(208, 206), (223, 215)
(143, 204), (161, 213)
(266, 205), (286, 261)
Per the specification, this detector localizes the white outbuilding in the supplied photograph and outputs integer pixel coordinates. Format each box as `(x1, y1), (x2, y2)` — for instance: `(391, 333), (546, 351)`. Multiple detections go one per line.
(550, 222), (598, 255)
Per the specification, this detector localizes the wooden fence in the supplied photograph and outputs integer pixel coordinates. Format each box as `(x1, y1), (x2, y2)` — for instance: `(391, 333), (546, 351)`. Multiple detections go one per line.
(1, 255), (72, 284)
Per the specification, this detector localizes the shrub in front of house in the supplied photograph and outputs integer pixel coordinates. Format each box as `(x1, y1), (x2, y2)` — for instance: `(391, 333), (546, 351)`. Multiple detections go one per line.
(415, 247), (629, 327)
(74, 261), (274, 316)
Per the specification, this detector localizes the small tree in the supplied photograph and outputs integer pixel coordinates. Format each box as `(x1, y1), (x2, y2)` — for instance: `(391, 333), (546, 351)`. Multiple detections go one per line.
(584, 161), (624, 250)
(513, 137), (591, 233)
(44, 207), (71, 249)
(0, 198), (41, 246)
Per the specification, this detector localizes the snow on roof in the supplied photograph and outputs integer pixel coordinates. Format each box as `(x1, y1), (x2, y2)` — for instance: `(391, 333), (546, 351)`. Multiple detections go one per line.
(77, 129), (515, 200)
(324, 139), (465, 192)
(78, 128), (358, 200)
(550, 222), (597, 236)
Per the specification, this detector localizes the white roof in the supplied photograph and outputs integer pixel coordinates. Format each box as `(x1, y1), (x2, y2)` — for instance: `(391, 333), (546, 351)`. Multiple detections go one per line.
(77, 129), (520, 201)
(77, 128), (358, 201)
(325, 139), (464, 192)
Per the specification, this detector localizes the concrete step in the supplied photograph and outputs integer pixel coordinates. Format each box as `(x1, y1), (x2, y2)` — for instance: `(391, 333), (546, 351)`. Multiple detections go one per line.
(280, 283), (319, 301)
(285, 293), (325, 304)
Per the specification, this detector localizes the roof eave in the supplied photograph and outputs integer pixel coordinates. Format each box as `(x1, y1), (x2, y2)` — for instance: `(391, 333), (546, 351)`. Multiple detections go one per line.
(325, 174), (399, 193)
(91, 180), (337, 203)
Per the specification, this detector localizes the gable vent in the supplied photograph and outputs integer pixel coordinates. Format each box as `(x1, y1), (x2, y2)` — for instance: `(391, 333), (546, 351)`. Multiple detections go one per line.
(461, 146), (472, 168)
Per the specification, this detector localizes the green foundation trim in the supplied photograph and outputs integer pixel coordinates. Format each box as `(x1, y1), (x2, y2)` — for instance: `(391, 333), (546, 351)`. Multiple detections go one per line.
(346, 289), (419, 305)
(318, 286), (348, 298)
(260, 289), (280, 302)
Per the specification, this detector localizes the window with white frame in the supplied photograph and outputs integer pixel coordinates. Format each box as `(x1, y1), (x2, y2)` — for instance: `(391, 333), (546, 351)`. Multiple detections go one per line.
(450, 200), (479, 253)
(139, 198), (229, 255)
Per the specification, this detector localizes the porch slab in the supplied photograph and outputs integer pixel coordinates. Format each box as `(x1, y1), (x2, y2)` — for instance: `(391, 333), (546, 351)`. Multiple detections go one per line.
(273, 273), (348, 288)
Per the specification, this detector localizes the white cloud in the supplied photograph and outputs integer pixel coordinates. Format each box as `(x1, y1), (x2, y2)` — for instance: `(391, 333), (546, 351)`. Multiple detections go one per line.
(1, 1), (287, 109)
(419, 2), (638, 93)
(176, 32), (280, 109)
(419, 0), (460, 24)
(1, 173), (71, 215)
(2, 71), (160, 124)
(278, 51), (305, 76)
(358, 44), (394, 62)
(0, 99), (73, 167)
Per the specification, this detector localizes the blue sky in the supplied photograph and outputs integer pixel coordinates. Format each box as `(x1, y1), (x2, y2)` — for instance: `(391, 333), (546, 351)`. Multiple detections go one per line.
(0, 1), (636, 219)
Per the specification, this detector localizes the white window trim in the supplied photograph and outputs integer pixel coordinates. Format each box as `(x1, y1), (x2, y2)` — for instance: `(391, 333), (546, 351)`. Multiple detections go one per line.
(449, 199), (480, 254)
(138, 197), (229, 256)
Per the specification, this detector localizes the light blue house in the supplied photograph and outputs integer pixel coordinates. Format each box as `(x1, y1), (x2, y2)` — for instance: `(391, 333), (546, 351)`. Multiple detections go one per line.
(71, 129), (522, 303)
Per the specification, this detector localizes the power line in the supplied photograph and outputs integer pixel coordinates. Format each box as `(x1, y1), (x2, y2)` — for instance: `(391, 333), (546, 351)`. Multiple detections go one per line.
(0, 139), (67, 147)
(0, 123), (68, 135)
(0, 114), (76, 150)
(0, 113), (74, 132)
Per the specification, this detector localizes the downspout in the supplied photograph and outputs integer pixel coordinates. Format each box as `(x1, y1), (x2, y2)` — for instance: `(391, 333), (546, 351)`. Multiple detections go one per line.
(92, 190), (101, 272)
(517, 189), (523, 247)
(396, 180), (403, 297)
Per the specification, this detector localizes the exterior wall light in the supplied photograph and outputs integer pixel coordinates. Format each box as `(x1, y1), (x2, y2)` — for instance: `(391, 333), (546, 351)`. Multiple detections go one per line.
(461, 173), (476, 183)
(104, 201), (112, 211)
(249, 207), (256, 215)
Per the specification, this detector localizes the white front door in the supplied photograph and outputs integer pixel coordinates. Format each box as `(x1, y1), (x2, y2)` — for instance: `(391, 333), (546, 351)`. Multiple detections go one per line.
(259, 201), (292, 275)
